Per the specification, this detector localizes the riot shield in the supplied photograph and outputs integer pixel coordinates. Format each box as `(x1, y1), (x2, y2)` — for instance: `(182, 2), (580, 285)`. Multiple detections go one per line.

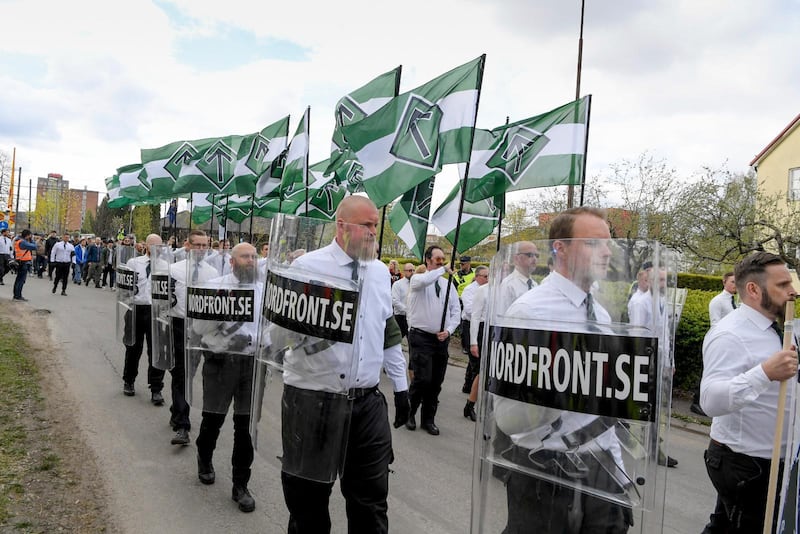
(251, 214), (369, 484)
(471, 238), (676, 534)
(150, 245), (175, 371)
(184, 248), (262, 423)
(115, 245), (139, 346)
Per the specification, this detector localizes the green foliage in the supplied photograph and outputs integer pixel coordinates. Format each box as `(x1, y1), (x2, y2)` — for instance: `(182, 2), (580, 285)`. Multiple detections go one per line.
(94, 198), (128, 239)
(677, 273), (723, 291)
(673, 290), (715, 391)
(81, 210), (95, 234)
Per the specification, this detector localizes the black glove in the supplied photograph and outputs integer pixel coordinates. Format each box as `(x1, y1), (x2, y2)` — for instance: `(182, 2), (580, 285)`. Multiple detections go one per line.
(393, 390), (410, 429)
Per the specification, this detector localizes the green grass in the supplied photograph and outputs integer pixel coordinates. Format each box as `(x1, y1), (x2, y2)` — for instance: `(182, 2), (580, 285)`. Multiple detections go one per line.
(0, 321), (42, 523)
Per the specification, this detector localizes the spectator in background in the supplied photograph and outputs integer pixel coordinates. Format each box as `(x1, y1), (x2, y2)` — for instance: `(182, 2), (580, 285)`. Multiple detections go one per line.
(85, 237), (103, 288)
(73, 238), (87, 284)
(0, 228), (12, 285)
(35, 236), (47, 277)
(101, 240), (116, 290)
(44, 230), (58, 280)
(388, 260), (401, 284)
(391, 263), (415, 338)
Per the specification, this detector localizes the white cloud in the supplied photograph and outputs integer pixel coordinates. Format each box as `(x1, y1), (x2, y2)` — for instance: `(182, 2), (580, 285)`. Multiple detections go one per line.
(0, 0), (797, 204)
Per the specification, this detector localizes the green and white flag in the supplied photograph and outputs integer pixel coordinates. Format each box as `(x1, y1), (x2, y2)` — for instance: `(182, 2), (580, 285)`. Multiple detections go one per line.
(236, 116), (290, 195)
(141, 137), (218, 200)
(106, 174), (135, 209)
(464, 96), (591, 203)
(190, 192), (215, 225)
(431, 179), (502, 253)
(279, 107), (310, 198)
(340, 56), (484, 207)
(215, 195), (252, 225)
(117, 163), (149, 201)
(388, 177), (435, 259)
(328, 66), (401, 175)
(295, 159), (348, 221)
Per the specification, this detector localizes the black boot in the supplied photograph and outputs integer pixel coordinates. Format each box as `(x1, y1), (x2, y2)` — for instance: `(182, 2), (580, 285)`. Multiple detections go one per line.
(464, 400), (477, 422)
(406, 402), (418, 431)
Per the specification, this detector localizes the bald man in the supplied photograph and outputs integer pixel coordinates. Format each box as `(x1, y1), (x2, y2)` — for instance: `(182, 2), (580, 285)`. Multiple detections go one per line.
(122, 234), (167, 404)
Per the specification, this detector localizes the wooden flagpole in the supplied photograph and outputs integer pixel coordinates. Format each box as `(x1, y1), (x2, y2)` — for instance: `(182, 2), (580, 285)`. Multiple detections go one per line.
(763, 300), (795, 533)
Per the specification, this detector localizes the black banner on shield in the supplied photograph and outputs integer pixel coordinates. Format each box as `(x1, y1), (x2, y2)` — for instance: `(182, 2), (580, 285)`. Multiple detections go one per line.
(116, 268), (137, 291)
(186, 287), (255, 322)
(262, 270), (359, 344)
(151, 274), (170, 300)
(486, 326), (658, 422)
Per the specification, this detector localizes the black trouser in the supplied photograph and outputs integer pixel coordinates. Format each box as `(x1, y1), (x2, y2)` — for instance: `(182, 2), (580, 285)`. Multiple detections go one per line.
(463, 322), (483, 390)
(195, 355), (255, 486)
(122, 305), (165, 391)
(704, 440), (782, 533)
(86, 262), (102, 286)
(103, 264), (115, 287)
(169, 317), (190, 431)
(35, 255), (46, 276)
(394, 314), (408, 338)
(407, 328), (449, 425)
(282, 387), (392, 534)
(52, 262), (70, 292)
(0, 253), (9, 282)
(461, 319), (470, 353)
(47, 258), (56, 278)
(503, 457), (632, 534)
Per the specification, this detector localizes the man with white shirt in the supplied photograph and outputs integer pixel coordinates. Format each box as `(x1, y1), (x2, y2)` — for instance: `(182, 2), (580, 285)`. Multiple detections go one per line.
(700, 252), (798, 533)
(122, 234), (166, 404)
(0, 228), (13, 285)
(405, 245), (461, 436)
(464, 267), (490, 421)
(279, 196), (410, 532)
(167, 230), (218, 447)
(49, 233), (74, 296)
(501, 207), (632, 533)
(460, 265), (487, 395)
(391, 262), (414, 338)
(708, 272), (737, 326)
(627, 268), (652, 326)
(498, 241), (539, 314)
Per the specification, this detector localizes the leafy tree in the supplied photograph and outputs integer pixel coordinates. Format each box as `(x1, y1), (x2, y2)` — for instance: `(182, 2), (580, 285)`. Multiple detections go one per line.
(131, 204), (161, 240)
(31, 187), (70, 234)
(94, 198), (129, 240)
(81, 210), (96, 234)
(671, 167), (800, 271)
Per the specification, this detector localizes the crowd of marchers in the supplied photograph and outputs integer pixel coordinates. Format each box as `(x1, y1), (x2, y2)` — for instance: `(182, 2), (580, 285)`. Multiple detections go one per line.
(1, 202), (795, 534)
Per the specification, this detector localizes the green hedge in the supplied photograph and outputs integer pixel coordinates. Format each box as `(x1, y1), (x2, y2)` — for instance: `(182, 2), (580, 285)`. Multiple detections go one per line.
(677, 273), (723, 291)
(673, 289), (716, 391)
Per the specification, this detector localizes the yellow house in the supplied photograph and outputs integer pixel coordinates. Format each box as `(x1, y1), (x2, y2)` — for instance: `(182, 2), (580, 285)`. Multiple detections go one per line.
(750, 113), (800, 205)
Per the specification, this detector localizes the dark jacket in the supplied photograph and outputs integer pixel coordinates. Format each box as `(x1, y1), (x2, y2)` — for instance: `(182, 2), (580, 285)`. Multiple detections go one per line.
(86, 243), (101, 263)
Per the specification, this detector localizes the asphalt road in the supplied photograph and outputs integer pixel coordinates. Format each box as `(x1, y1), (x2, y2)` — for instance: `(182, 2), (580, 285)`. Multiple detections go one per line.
(3, 274), (718, 533)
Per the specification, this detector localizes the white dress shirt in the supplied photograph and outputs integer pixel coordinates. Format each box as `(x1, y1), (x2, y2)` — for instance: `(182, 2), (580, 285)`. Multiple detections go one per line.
(127, 255), (154, 305)
(50, 241), (74, 263)
(701, 304), (790, 459)
(285, 239), (408, 393)
(0, 235), (14, 255)
(470, 283), (489, 346)
(627, 289), (653, 326)
(391, 276), (410, 316)
(498, 271), (623, 468)
(498, 268), (537, 314)
(708, 290), (737, 326)
(169, 257), (220, 319)
(461, 280), (480, 320)
(406, 266), (461, 335)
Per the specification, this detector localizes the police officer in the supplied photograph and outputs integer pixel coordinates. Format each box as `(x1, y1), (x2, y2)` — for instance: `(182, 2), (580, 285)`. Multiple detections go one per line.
(122, 234), (166, 404)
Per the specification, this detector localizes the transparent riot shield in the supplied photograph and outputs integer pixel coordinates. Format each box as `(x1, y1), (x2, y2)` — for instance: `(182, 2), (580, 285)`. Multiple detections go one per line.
(471, 238), (676, 534)
(776, 319), (800, 532)
(250, 214), (369, 484)
(150, 245), (175, 371)
(184, 248), (262, 425)
(115, 245), (139, 346)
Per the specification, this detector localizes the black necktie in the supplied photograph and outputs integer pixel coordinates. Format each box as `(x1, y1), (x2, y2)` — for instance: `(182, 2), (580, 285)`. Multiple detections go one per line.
(349, 260), (360, 281)
(435, 280), (441, 298)
(771, 321), (784, 340)
(731, 295), (737, 309)
(145, 259), (151, 278)
(527, 278), (533, 290)
(585, 293), (596, 321)
(192, 262), (200, 283)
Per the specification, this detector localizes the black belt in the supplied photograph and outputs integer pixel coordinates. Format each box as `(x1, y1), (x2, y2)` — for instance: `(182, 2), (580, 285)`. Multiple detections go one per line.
(348, 385), (378, 399)
(409, 327), (437, 337)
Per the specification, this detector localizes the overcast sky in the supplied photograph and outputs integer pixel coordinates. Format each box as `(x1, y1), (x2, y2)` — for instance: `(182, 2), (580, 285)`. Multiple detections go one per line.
(1, 0), (798, 209)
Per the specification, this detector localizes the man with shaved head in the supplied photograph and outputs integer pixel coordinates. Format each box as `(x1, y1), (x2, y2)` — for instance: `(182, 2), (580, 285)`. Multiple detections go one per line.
(281, 195), (410, 533)
(122, 233), (166, 404)
(498, 240), (539, 314)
